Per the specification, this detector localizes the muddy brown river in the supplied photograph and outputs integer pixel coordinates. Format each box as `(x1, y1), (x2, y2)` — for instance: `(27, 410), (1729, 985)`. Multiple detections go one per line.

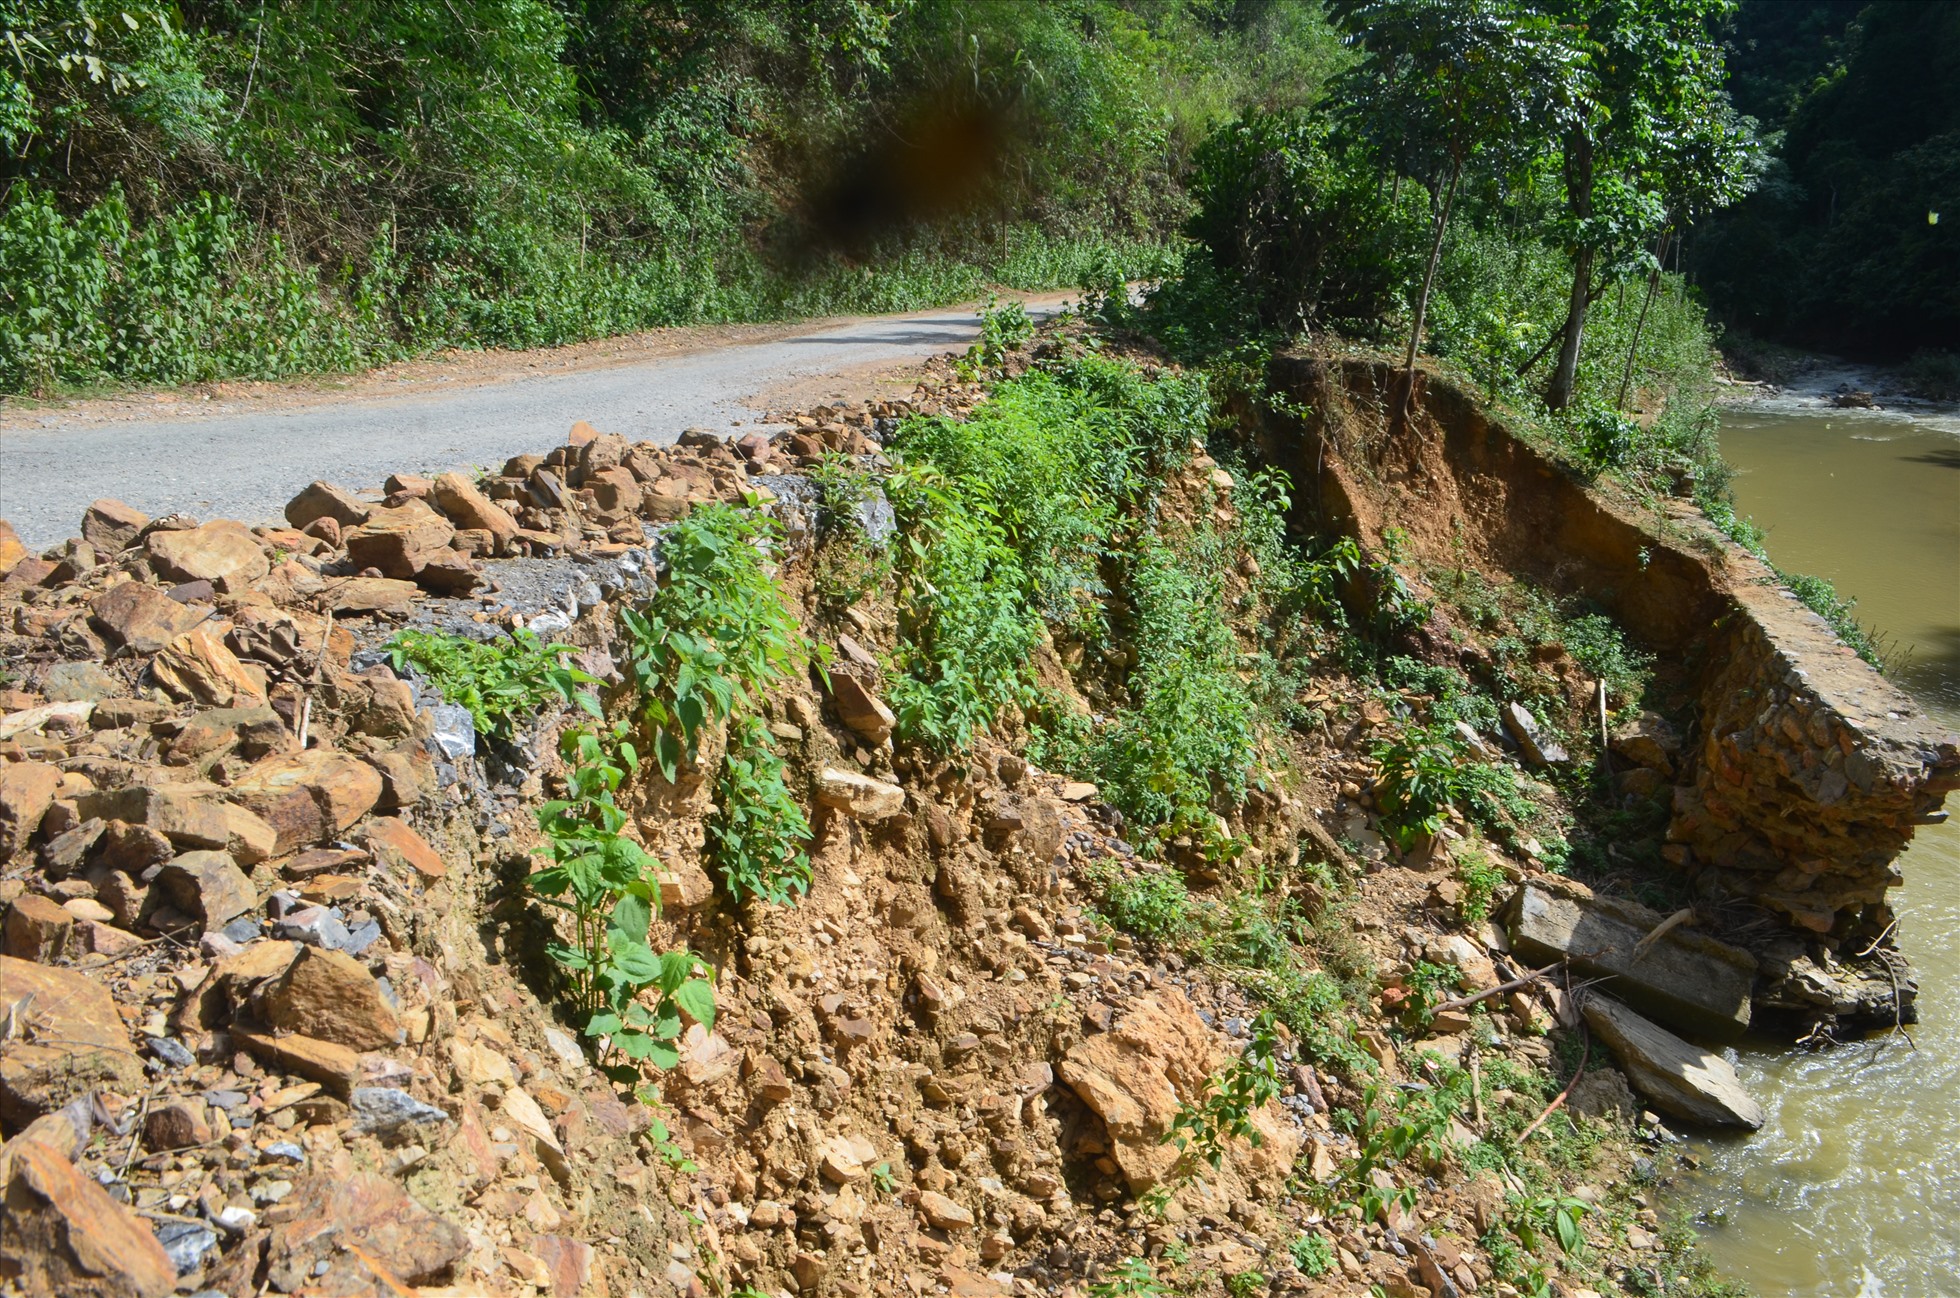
(1676, 402), (1960, 1295)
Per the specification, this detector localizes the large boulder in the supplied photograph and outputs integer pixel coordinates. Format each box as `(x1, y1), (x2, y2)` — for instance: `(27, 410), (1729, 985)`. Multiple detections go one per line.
(430, 472), (518, 546)
(284, 481), (372, 531)
(145, 521), (268, 593)
(88, 582), (207, 655)
(0, 957), (146, 1124)
(0, 760), (61, 858)
(1059, 988), (1297, 1193)
(79, 499), (151, 554)
(813, 768), (905, 821)
(341, 501), (456, 580)
(828, 672), (895, 745)
(0, 1138), (177, 1298)
(1582, 995), (1764, 1129)
(258, 946), (401, 1050)
(150, 624), (266, 707)
(227, 749), (382, 853)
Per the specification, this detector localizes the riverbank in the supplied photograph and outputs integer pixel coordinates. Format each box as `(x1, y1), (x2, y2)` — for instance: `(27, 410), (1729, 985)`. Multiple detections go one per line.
(1675, 401), (1960, 1296)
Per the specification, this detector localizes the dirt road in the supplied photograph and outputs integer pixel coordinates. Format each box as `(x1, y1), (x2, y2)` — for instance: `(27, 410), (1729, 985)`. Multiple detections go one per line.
(0, 296), (1069, 548)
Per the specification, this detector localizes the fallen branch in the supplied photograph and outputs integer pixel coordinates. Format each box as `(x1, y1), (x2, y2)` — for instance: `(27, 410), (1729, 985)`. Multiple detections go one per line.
(1430, 962), (1562, 1016)
(1517, 1028), (1589, 1144)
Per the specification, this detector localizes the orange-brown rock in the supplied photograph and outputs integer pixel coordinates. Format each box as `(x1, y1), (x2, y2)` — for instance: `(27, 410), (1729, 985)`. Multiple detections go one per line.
(1059, 988), (1298, 1194)
(360, 815), (446, 879)
(79, 499), (150, 554)
(0, 760), (61, 858)
(228, 749), (382, 853)
(0, 1137), (177, 1298)
(232, 1029), (359, 1097)
(87, 582), (207, 655)
(3, 893), (73, 962)
(259, 946), (401, 1050)
(151, 624), (267, 707)
(76, 784), (230, 852)
(0, 520), (25, 577)
(265, 1172), (468, 1293)
(430, 472), (519, 547)
(284, 481), (373, 532)
(145, 521), (269, 593)
(0, 956), (145, 1124)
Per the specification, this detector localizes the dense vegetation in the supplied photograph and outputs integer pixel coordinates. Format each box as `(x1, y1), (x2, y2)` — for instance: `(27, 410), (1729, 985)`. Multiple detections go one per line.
(0, 0), (1341, 393)
(1691, 0), (1960, 360)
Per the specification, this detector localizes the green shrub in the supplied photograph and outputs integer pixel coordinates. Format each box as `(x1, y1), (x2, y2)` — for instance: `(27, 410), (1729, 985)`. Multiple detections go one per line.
(1096, 869), (1194, 945)
(1185, 109), (1422, 336)
(531, 723), (713, 1075)
(384, 627), (597, 746)
(1290, 1231), (1335, 1277)
(618, 503), (820, 903)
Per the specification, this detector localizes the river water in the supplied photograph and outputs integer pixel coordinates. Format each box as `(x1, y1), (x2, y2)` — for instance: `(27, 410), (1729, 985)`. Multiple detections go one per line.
(1676, 400), (1960, 1296)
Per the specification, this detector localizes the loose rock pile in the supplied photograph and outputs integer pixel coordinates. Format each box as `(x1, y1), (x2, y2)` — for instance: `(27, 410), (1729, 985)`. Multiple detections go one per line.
(0, 360), (1721, 1298)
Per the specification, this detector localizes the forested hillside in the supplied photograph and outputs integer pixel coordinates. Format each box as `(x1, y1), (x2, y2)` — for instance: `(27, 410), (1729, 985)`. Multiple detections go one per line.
(0, 1), (1341, 392)
(24, 0), (1937, 404)
(1691, 0), (1960, 361)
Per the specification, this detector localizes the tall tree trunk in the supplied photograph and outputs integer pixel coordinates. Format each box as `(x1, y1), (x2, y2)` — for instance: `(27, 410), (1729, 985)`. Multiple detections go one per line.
(1546, 130), (1595, 414)
(1617, 225), (1673, 410)
(1546, 247), (1594, 412)
(1399, 156), (1462, 429)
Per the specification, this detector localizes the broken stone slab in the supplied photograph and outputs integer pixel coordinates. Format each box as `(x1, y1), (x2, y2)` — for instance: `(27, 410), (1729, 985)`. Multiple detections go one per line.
(1501, 701), (1569, 766)
(1610, 711), (1681, 776)
(88, 581), (208, 655)
(80, 498), (151, 554)
(264, 1171), (468, 1292)
(227, 748), (383, 853)
(284, 481), (373, 531)
(0, 759), (61, 858)
(1582, 995), (1764, 1129)
(152, 850), (258, 931)
(257, 946), (401, 1050)
(0, 956), (146, 1124)
(1505, 877), (1756, 1040)
(4, 893), (75, 962)
(1059, 987), (1297, 1194)
(814, 768), (906, 820)
(232, 1029), (359, 1097)
(76, 783), (230, 853)
(151, 623), (267, 707)
(827, 672), (895, 744)
(145, 520), (269, 593)
(0, 1136), (178, 1298)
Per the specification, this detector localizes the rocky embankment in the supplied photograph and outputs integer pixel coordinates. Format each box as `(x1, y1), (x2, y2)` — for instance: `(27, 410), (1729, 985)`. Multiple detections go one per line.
(0, 344), (1771, 1298)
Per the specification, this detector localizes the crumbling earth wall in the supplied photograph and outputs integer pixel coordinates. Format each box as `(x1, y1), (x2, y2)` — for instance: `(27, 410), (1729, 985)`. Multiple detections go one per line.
(1250, 354), (1959, 953)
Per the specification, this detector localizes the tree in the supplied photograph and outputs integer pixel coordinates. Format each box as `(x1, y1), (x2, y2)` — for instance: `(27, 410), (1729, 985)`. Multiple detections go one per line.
(1333, 0), (1574, 424)
(1533, 0), (1754, 412)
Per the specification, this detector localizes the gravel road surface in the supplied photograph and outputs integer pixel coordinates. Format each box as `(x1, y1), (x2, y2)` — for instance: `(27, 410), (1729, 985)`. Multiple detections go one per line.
(0, 300), (1053, 549)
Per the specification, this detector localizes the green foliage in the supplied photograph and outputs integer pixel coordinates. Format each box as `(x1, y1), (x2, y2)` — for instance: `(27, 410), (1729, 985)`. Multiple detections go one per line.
(0, 1), (1346, 394)
(1225, 1270), (1267, 1298)
(531, 724), (714, 1073)
(1511, 1192), (1593, 1257)
(385, 627), (597, 746)
(1092, 867), (1193, 946)
(708, 714), (814, 906)
(808, 453), (893, 612)
(618, 503), (821, 902)
(957, 294), (1036, 378)
(1088, 1257), (1168, 1298)
(620, 503), (812, 781)
(1455, 851), (1508, 926)
(1694, 1), (1960, 353)
(1186, 108), (1423, 335)
(884, 464), (1042, 752)
(1371, 722), (1531, 851)
(1164, 1011), (1283, 1171)
(1289, 1230), (1336, 1277)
